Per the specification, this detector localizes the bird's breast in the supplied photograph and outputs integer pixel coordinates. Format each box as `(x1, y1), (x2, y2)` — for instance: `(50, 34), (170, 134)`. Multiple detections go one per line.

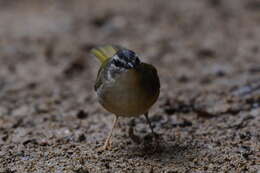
(97, 68), (159, 117)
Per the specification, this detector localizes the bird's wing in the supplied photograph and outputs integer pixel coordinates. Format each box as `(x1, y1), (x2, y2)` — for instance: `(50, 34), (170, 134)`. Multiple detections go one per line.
(137, 63), (160, 90)
(94, 58), (110, 91)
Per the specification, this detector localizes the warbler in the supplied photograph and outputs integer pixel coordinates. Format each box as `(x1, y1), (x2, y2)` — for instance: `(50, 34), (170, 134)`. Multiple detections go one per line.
(91, 45), (160, 150)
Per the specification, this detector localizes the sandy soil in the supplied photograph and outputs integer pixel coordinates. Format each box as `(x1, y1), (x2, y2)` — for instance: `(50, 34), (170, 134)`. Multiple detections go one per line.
(0, 0), (259, 172)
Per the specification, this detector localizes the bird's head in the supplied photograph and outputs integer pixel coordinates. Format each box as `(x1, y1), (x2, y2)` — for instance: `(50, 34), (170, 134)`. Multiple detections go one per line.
(112, 49), (140, 69)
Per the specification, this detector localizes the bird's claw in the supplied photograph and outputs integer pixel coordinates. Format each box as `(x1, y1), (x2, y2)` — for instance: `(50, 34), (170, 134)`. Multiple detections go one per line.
(97, 139), (113, 152)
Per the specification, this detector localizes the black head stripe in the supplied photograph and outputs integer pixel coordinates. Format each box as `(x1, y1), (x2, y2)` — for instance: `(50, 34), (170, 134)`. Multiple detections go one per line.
(117, 49), (135, 59)
(112, 49), (140, 69)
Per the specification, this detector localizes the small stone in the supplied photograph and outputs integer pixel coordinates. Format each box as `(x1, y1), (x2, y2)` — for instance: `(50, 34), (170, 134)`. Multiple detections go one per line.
(144, 167), (154, 173)
(197, 48), (216, 59)
(73, 167), (89, 173)
(179, 119), (192, 127)
(76, 110), (88, 119)
(78, 134), (86, 142)
(249, 108), (260, 117)
(12, 106), (29, 116)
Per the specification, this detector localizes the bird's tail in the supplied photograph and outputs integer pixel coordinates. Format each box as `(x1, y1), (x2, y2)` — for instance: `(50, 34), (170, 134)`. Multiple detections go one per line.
(90, 45), (121, 63)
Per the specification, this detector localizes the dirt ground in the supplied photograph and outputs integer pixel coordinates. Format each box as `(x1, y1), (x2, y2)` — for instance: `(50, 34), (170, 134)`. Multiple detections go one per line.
(0, 0), (259, 172)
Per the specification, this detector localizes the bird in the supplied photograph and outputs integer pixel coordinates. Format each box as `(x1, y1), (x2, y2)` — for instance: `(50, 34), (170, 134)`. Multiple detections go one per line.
(90, 45), (160, 150)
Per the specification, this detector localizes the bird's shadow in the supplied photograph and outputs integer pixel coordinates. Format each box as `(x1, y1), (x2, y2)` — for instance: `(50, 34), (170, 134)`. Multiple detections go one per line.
(123, 135), (201, 167)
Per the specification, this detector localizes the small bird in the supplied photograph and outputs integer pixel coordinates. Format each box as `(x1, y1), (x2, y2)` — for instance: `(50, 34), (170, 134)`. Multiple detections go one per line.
(90, 45), (160, 150)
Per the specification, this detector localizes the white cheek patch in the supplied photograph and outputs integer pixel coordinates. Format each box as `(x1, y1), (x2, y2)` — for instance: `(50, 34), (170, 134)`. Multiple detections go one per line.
(106, 61), (126, 83)
(107, 64), (117, 82)
(127, 62), (134, 68)
(113, 54), (120, 61)
(112, 54), (138, 69)
(110, 63), (117, 69)
(112, 55), (128, 66)
(107, 72), (115, 82)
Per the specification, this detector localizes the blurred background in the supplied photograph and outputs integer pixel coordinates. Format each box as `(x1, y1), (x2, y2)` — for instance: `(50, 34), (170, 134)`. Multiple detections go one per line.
(0, 0), (259, 172)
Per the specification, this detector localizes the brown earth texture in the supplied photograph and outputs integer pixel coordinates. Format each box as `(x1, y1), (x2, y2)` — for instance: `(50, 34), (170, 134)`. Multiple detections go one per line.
(0, 0), (259, 172)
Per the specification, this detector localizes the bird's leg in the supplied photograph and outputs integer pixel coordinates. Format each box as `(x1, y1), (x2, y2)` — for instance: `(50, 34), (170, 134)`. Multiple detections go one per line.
(144, 112), (155, 135)
(100, 115), (118, 150)
(144, 112), (160, 152)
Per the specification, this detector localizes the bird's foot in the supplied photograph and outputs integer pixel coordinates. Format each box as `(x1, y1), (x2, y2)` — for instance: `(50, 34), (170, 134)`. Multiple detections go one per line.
(97, 140), (113, 152)
(97, 145), (109, 152)
(142, 132), (162, 153)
